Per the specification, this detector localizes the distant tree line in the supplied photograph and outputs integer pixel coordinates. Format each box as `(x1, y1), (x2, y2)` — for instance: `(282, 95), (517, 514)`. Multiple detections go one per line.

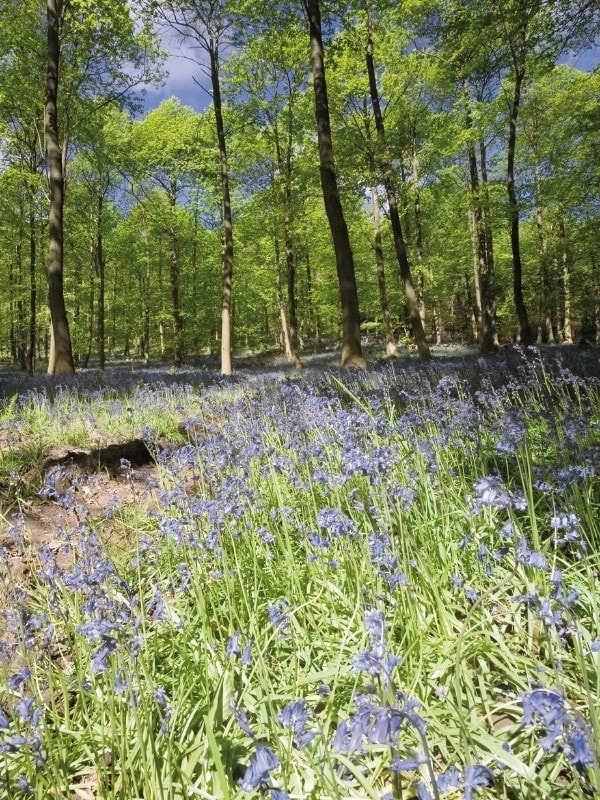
(0, 0), (598, 373)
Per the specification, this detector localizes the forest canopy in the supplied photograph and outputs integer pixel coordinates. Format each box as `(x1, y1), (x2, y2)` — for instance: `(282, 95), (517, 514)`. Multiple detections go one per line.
(0, 0), (598, 373)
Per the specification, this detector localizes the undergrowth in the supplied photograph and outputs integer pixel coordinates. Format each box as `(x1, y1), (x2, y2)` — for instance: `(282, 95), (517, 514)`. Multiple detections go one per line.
(0, 345), (599, 799)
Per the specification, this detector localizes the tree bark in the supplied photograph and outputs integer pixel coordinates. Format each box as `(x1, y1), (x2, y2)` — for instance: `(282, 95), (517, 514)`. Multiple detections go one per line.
(410, 126), (426, 330)
(507, 66), (534, 345)
(365, 30), (430, 360)
(97, 193), (106, 368)
(168, 183), (184, 368)
(45, 0), (75, 374)
(463, 81), (494, 353)
(478, 133), (498, 346)
(275, 237), (293, 360)
(533, 161), (555, 344)
(558, 210), (573, 344)
(371, 185), (397, 356)
(208, 43), (234, 375)
(274, 119), (302, 367)
(305, 0), (365, 368)
(27, 187), (37, 373)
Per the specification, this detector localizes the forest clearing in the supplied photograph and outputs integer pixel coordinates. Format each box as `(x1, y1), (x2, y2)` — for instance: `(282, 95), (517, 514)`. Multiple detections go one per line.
(0, 343), (599, 799)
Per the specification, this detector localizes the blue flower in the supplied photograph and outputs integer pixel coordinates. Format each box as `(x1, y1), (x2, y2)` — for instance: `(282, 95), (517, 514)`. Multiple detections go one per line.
(226, 631), (242, 659)
(278, 699), (317, 749)
(239, 745), (279, 792)
(436, 766), (460, 792)
(464, 764), (494, 799)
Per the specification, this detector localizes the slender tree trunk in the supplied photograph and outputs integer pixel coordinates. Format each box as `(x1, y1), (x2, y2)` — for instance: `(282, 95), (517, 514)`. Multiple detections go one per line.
(82, 254), (94, 369)
(275, 237), (293, 360)
(304, 247), (319, 343)
(305, 0), (365, 367)
(410, 126), (426, 329)
(274, 120), (302, 367)
(478, 133), (499, 346)
(168, 184), (183, 368)
(464, 81), (493, 352)
(466, 221), (481, 345)
(45, 0), (74, 374)
(371, 184), (397, 355)
(365, 30), (430, 360)
(558, 211), (573, 344)
(507, 66), (534, 344)
(209, 44), (233, 375)
(97, 193), (106, 368)
(533, 161), (554, 344)
(15, 204), (27, 370)
(27, 187), (37, 372)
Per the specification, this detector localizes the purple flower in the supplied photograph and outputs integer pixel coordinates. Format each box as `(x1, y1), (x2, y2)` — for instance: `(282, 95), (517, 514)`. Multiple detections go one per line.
(268, 602), (290, 635)
(436, 766), (461, 792)
(278, 699), (317, 749)
(516, 538), (547, 570)
(91, 636), (118, 674)
(464, 764), (494, 799)
(239, 745), (279, 792)
(230, 698), (255, 740)
(226, 631), (241, 659)
(564, 726), (595, 771)
(391, 752), (426, 772)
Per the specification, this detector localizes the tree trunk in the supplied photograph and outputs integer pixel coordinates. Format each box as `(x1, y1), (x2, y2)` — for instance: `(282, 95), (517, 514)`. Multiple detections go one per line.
(371, 184), (397, 356)
(506, 66), (534, 345)
(410, 126), (426, 330)
(97, 193), (106, 368)
(466, 223), (481, 345)
(274, 119), (302, 367)
(275, 237), (293, 360)
(478, 133), (499, 346)
(533, 161), (554, 344)
(365, 30), (430, 360)
(168, 184), (183, 368)
(209, 44), (233, 375)
(27, 188), (37, 373)
(305, 0), (365, 368)
(464, 81), (493, 353)
(46, 0), (75, 374)
(558, 211), (573, 344)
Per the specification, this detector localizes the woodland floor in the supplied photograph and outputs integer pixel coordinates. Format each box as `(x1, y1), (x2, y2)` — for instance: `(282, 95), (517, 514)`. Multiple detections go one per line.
(0, 340), (596, 603)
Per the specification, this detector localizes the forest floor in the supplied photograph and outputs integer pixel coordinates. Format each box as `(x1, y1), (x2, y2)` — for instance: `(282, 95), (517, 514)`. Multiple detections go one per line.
(0, 340), (599, 799)
(0, 341), (594, 592)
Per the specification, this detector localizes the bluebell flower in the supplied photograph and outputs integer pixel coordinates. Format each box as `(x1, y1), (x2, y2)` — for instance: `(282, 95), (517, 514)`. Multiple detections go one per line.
(416, 782), (433, 800)
(269, 790), (290, 800)
(7, 667), (31, 692)
(278, 699), (317, 749)
(390, 751), (426, 771)
(230, 698), (255, 739)
(239, 745), (279, 792)
(522, 688), (566, 750)
(436, 765), (460, 792)
(91, 636), (118, 674)
(268, 601), (290, 636)
(14, 697), (41, 727)
(241, 641), (253, 666)
(464, 764), (494, 799)
(516, 538), (547, 570)
(226, 631), (242, 659)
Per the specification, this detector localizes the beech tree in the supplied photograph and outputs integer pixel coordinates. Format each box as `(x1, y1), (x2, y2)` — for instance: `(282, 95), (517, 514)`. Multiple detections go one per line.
(151, 0), (237, 374)
(303, 0), (366, 367)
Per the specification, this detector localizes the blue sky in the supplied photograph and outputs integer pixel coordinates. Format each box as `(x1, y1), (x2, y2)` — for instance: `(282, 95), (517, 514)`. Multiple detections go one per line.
(137, 38), (598, 116)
